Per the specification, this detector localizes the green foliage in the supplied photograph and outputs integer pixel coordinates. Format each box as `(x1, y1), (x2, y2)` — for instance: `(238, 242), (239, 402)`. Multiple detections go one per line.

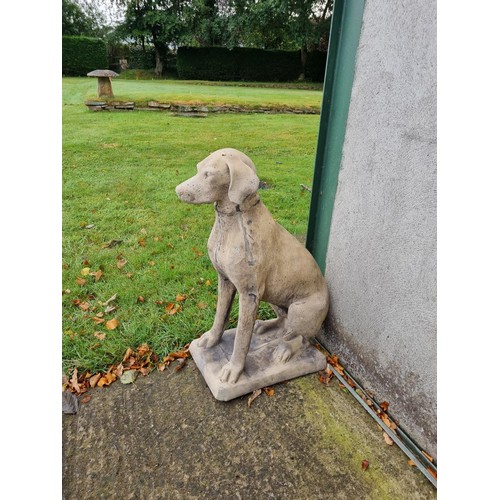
(62, 36), (108, 76)
(177, 46), (302, 82)
(62, 0), (109, 37)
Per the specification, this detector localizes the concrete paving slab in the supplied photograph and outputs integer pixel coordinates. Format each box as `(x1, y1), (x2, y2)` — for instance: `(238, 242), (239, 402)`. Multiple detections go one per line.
(62, 360), (437, 500)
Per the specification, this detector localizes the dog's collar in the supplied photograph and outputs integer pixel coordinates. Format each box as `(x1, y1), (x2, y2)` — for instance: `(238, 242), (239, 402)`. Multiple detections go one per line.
(215, 196), (260, 215)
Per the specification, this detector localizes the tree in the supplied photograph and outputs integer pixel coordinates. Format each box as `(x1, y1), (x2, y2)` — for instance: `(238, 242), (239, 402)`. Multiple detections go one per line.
(62, 0), (98, 36)
(114, 0), (189, 76)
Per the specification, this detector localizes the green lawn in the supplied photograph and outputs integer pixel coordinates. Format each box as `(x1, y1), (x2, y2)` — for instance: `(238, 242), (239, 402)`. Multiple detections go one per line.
(62, 77), (321, 376)
(72, 76), (323, 111)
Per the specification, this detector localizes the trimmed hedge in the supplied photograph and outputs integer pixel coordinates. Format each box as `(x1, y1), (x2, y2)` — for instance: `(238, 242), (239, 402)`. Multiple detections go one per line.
(306, 50), (328, 82)
(62, 36), (108, 76)
(177, 47), (302, 82)
(177, 46), (327, 82)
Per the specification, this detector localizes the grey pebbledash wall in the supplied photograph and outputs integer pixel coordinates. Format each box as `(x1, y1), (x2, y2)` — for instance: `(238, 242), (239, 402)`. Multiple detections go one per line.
(318, 0), (437, 457)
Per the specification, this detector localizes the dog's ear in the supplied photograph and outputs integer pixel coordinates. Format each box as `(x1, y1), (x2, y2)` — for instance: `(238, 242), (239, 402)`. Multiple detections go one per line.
(227, 157), (259, 205)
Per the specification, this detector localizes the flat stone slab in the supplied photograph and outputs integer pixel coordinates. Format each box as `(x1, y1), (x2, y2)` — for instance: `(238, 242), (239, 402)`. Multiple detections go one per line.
(190, 328), (327, 401)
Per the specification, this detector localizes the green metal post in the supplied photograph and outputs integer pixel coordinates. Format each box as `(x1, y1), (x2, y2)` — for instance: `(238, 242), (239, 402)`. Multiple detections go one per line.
(306, 0), (365, 273)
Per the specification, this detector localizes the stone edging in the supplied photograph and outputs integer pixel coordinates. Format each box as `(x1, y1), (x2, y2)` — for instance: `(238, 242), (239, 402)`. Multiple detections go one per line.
(84, 100), (319, 115)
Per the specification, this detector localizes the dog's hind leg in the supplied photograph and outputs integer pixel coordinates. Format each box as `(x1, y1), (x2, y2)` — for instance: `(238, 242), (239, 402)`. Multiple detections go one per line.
(198, 274), (236, 349)
(253, 304), (287, 335)
(272, 292), (328, 363)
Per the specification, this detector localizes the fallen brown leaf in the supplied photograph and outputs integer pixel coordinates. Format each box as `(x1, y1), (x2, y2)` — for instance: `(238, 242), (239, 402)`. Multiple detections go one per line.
(137, 296), (145, 303)
(248, 388), (262, 408)
(383, 432), (394, 445)
(136, 344), (151, 357)
(263, 387), (275, 397)
(105, 318), (119, 330)
(76, 277), (86, 286)
(165, 303), (182, 315)
(91, 269), (103, 281)
(175, 359), (187, 371)
(81, 394), (92, 404)
(102, 239), (122, 249)
(80, 267), (91, 276)
(427, 467), (437, 480)
(94, 332), (106, 340)
(361, 460), (369, 471)
(117, 258), (127, 269)
(421, 450), (434, 463)
(97, 370), (117, 387)
(168, 349), (190, 359)
(70, 368), (80, 393)
(89, 373), (102, 388)
(196, 302), (208, 309)
(92, 317), (105, 324)
(79, 301), (91, 311)
(176, 294), (187, 302)
(380, 401), (390, 412)
(123, 347), (134, 362)
(407, 459), (416, 467)
(138, 238), (146, 247)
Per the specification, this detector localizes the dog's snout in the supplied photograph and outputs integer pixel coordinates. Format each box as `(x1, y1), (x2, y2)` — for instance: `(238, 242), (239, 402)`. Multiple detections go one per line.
(175, 183), (194, 202)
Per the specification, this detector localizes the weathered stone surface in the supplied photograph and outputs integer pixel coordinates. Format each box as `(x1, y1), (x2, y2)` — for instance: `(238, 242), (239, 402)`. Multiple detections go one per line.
(190, 328), (326, 401)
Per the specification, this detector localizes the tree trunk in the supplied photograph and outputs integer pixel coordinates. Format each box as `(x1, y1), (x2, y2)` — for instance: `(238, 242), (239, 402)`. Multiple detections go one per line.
(154, 46), (163, 77)
(299, 45), (308, 81)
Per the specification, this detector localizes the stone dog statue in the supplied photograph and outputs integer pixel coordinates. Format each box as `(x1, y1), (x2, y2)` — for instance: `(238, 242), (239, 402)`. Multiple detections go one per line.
(175, 148), (329, 386)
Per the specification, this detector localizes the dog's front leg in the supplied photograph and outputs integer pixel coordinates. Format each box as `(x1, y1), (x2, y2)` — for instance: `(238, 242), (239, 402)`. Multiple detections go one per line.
(198, 274), (236, 349)
(220, 291), (258, 383)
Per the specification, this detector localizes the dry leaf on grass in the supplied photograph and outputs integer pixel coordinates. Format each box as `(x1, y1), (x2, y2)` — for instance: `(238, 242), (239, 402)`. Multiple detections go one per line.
(106, 318), (119, 330)
(94, 332), (106, 340)
(80, 267), (91, 276)
(165, 303), (182, 315)
(361, 460), (369, 471)
(79, 302), (91, 311)
(176, 294), (187, 302)
(76, 277), (86, 286)
(117, 258), (127, 269)
(90, 269), (103, 281)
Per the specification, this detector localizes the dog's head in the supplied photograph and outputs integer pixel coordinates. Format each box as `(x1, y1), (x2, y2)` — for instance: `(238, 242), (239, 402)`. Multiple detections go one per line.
(175, 148), (259, 206)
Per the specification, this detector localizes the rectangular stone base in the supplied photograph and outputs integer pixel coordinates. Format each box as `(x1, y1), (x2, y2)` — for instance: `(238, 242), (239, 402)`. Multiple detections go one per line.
(190, 328), (326, 401)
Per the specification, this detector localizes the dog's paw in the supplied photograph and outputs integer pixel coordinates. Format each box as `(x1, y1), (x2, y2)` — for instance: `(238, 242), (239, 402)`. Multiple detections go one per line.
(219, 362), (243, 384)
(273, 343), (293, 363)
(198, 330), (220, 349)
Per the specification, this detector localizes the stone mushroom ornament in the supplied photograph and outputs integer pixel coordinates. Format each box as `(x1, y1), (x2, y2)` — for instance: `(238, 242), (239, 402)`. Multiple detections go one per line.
(87, 69), (119, 98)
(176, 148), (328, 401)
